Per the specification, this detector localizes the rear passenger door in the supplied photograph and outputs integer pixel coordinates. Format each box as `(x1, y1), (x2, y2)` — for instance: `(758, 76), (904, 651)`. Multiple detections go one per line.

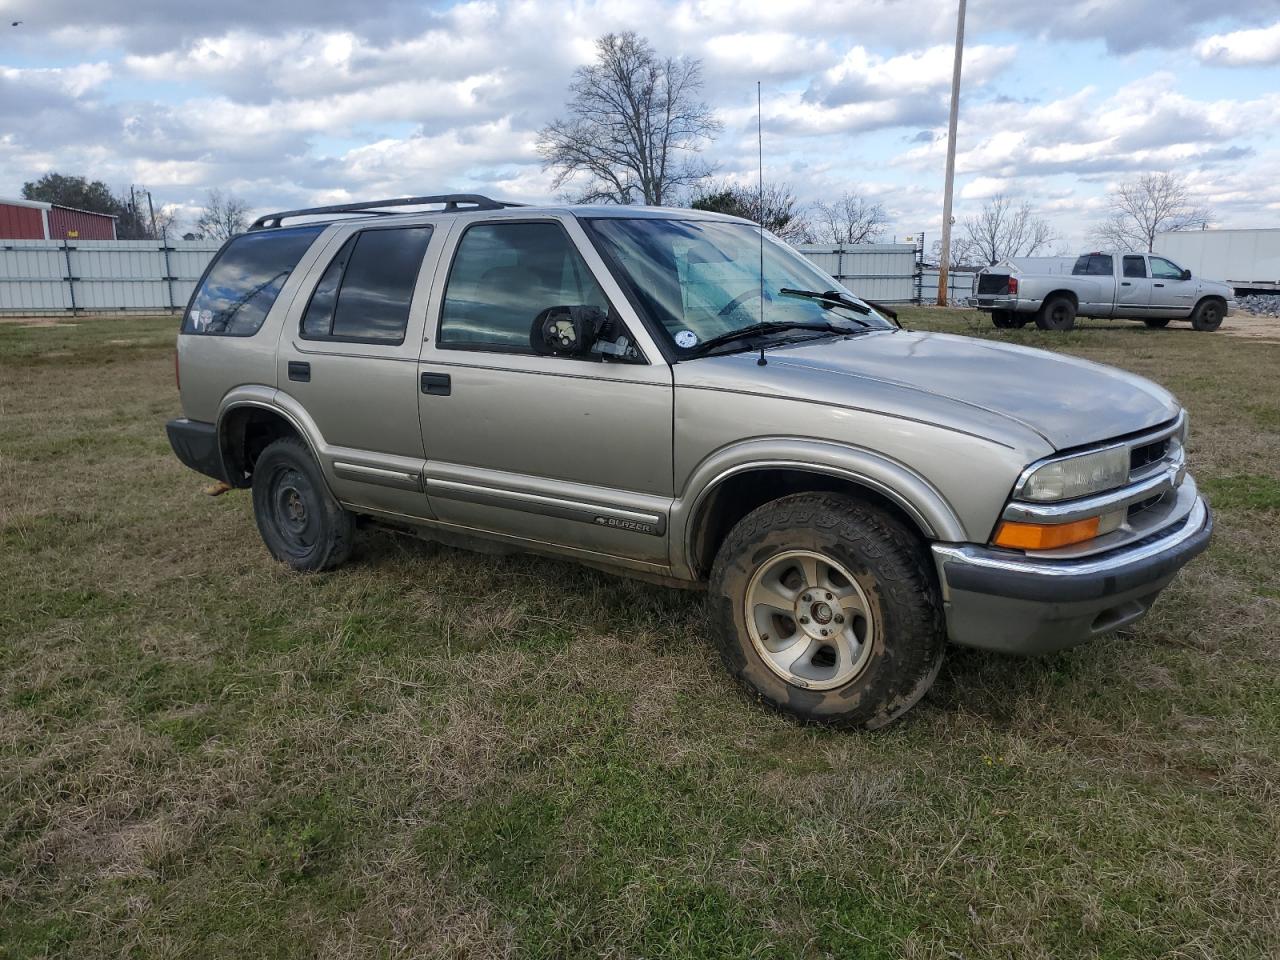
(1117, 254), (1152, 316)
(276, 223), (437, 518)
(416, 215), (674, 568)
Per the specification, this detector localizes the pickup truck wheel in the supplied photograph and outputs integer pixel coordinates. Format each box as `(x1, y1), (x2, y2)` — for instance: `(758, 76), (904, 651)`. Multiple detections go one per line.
(1143, 318), (1172, 328)
(991, 309), (1014, 328)
(1036, 296), (1076, 331)
(251, 437), (354, 572)
(709, 493), (945, 730)
(1191, 299), (1224, 332)
(1008, 314), (1029, 328)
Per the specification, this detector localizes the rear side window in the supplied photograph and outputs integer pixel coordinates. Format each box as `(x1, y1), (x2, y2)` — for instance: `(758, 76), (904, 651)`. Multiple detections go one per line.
(183, 226), (324, 336)
(1122, 255), (1147, 278)
(1072, 254), (1113, 276)
(301, 226), (432, 344)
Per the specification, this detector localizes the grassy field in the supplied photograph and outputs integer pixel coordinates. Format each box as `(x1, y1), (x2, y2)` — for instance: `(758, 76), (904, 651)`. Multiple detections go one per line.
(1, 308), (1277, 959)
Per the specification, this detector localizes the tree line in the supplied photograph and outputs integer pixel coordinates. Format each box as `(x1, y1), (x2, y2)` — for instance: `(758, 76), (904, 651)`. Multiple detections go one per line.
(20, 31), (1214, 255)
(20, 173), (249, 241)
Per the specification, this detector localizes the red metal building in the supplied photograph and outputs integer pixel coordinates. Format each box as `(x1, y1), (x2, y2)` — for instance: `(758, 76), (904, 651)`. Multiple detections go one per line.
(0, 197), (118, 240)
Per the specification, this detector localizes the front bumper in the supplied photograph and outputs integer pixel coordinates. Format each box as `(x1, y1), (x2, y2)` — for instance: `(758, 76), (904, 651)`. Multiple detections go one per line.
(932, 496), (1212, 654)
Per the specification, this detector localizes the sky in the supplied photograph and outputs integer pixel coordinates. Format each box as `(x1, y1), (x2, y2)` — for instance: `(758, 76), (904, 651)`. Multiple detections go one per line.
(1, 0), (1278, 250)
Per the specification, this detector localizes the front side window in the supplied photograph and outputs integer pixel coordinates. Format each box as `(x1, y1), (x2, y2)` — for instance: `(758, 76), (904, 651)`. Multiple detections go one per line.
(184, 225), (324, 336)
(438, 221), (638, 361)
(1122, 255), (1147, 278)
(585, 218), (893, 355)
(1150, 257), (1184, 280)
(301, 226), (432, 344)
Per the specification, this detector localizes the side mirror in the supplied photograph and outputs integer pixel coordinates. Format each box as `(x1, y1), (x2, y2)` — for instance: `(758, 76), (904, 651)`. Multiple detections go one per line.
(530, 305), (606, 357)
(1181, 269), (1192, 280)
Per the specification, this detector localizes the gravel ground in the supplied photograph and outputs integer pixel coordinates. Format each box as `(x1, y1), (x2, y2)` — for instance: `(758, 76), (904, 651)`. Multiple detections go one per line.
(1235, 293), (1280, 317)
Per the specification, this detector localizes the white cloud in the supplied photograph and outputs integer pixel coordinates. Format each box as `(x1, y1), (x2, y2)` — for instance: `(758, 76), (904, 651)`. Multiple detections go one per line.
(1195, 21), (1280, 66)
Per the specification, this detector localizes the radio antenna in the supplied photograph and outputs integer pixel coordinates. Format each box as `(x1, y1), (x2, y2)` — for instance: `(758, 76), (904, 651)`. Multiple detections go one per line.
(756, 80), (767, 366)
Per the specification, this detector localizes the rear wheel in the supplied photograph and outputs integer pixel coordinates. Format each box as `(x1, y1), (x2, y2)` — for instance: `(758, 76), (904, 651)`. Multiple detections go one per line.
(1191, 299), (1224, 332)
(709, 493), (945, 730)
(1036, 296), (1076, 331)
(991, 309), (1014, 328)
(1143, 317), (1171, 328)
(251, 437), (355, 572)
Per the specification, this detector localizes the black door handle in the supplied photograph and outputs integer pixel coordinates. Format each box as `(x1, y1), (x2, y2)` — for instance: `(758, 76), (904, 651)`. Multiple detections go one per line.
(288, 361), (310, 382)
(421, 372), (451, 396)
(1153, 283), (1165, 288)
(1121, 281), (1131, 286)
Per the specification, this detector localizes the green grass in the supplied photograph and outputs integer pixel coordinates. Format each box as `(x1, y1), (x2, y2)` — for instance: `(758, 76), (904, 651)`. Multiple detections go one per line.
(1, 308), (1278, 959)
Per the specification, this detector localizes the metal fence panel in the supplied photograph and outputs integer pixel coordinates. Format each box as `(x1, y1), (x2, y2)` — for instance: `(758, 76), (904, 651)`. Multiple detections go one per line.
(0, 239), (222, 314)
(795, 244), (919, 303)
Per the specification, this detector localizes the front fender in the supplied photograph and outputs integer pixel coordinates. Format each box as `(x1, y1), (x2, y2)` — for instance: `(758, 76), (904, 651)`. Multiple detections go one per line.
(669, 437), (968, 580)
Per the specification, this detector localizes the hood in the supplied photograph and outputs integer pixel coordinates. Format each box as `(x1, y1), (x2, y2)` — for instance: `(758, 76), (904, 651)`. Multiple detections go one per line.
(682, 330), (1179, 451)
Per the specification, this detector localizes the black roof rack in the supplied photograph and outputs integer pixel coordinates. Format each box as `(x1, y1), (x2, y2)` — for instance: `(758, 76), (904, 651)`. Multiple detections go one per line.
(248, 194), (526, 231)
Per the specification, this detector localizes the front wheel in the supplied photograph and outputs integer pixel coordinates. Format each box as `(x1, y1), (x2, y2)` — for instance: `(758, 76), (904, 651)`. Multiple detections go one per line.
(709, 493), (946, 730)
(1191, 299), (1224, 332)
(251, 437), (355, 572)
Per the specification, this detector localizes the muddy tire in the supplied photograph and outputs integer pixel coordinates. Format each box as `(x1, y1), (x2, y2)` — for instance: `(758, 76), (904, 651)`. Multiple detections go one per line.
(1036, 296), (1076, 331)
(708, 493), (946, 730)
(1190, 299), (1224, 332)
(251, 437), (354, 572)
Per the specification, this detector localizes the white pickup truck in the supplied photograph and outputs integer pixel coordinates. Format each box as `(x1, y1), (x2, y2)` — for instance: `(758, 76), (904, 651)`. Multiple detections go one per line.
(968, 251), (1234, 332)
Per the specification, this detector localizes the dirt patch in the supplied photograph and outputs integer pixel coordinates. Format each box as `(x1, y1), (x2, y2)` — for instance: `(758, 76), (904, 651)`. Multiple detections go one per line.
(1221, 314), (1280, 343)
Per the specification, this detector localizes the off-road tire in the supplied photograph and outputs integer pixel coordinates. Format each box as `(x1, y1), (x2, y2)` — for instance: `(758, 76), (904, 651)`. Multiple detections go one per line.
(991, 309), (1014, 328)
(1143, 317), (1171, 328)
(708, 493), (946, 730)
(1190, 299), (1224, 332)
(251, 437), (354, 572)
(1036, 296), (1076, 331)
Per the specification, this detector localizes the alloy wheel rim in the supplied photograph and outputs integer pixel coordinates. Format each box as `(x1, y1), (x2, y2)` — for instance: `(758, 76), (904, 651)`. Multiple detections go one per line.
(744, 550), (876, 690)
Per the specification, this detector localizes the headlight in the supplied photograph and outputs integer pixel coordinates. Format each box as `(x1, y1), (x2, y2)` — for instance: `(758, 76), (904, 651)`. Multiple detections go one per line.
(1019, 446), (1129, 502)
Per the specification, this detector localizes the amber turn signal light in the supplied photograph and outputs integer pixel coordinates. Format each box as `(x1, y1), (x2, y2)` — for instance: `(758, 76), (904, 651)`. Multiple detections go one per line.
(992, 516), (1100, 550)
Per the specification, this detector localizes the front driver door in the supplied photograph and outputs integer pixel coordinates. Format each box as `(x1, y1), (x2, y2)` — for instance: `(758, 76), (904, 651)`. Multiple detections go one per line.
(416, 215), (674, 569)
(1149, 255), (1195, 317)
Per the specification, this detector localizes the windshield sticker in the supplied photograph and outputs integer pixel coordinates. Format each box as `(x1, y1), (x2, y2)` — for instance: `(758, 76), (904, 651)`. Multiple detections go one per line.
(675, 330), (698, 348)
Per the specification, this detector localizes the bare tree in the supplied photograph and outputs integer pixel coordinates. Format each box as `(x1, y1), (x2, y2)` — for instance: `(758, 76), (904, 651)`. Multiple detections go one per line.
(689, 180), (810, 243)
(962, 194), (1057, 265)
(809, 192), (887, 245)
(537, 32), (722, 205)
(195, 189), (249, 241)
(1094, 172), (1212, 252)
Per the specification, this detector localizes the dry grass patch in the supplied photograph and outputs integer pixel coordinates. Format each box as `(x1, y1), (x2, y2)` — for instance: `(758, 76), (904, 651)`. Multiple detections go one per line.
(1, 310), (1278, 959)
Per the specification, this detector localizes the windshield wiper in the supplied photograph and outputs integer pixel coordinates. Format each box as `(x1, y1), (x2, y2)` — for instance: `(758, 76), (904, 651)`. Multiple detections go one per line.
(684, 320), (855, 358)
(778, 288), (873, 319)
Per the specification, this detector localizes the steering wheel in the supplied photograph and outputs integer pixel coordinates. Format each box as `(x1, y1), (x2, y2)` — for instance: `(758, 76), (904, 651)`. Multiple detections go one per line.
(718, 288), (763, 318)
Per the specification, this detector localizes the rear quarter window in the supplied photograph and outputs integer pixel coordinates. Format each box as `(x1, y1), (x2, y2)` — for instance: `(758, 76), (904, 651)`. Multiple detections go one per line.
(183, 225), (325, 336)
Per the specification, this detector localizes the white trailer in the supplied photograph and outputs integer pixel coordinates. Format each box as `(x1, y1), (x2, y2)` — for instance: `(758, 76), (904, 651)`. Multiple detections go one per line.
(1154, 228), (1280, 293)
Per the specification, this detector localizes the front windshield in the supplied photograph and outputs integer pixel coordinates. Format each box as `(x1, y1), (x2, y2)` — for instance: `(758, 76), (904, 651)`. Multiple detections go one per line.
(586, 218), (894, 355)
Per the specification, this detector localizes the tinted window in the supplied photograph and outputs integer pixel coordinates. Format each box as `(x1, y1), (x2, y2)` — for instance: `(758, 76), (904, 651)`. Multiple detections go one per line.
(183, 226), (324, 336)
(1150, 256), (1183, 280)
(300, 226), (432, 343)
(439, 222), (612, 351)
(1072, 254), (1114, 276)
(1122, 255), (1147, 278)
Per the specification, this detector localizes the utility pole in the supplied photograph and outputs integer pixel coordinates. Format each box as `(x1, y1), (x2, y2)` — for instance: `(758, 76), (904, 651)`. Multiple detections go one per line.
(937, 0), (967, 307)
(145, 190), (158, 240)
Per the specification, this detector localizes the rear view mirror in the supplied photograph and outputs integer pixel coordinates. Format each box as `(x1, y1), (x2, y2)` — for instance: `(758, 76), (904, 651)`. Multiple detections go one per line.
(1181, 269), (1192, 280)
(530, 305), (607, 357)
